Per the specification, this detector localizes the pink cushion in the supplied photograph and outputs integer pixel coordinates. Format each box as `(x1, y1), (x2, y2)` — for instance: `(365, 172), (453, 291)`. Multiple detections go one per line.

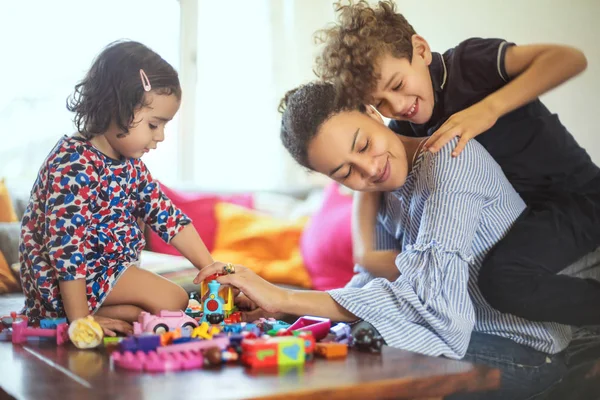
(147, 183), (253, 254)
(300, 183), (354, 290)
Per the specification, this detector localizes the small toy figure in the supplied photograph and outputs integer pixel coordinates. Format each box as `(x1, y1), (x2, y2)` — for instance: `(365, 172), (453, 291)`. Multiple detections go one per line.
(352, 327), (384, 353)
(68, 316), (104, 349)
(201, 280), (225, 325)
(200, 274), (234, 317)
(203, 346), (223, 366)
(191, 322), (221, 340)
(133, 310), (198, 335)
(185, 296), (202, 319)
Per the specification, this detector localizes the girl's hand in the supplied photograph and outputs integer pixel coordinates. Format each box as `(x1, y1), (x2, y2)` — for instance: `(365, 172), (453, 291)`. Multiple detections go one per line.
(194, 263), (288, 314)
(427, 100), (498, 157)
(93, 316), (133, 337)
(192, 261), (229, 285)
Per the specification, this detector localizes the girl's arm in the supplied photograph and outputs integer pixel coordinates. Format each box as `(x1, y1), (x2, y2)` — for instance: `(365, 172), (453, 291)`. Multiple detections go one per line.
(169, 224), (215, 269)
(135, 162), (219, 270)
(58, 279), (89, 321)
(353, 191), (400, 281)
(428, 43), (587, 156)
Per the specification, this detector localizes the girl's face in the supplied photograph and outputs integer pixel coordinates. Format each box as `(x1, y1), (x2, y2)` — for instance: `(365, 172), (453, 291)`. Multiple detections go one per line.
(307, 108), (409, 192)
(100, 92), (180, 160)
(368, 35), (435, 125)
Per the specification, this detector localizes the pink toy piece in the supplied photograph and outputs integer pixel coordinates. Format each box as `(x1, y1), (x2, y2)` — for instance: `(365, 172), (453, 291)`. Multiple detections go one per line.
(11, 318), (69, 345)
(111, 349), (203, 372)
(133, 310), (198, 335)
(156, 336), (229, 354)
(286, 316), (331, 341)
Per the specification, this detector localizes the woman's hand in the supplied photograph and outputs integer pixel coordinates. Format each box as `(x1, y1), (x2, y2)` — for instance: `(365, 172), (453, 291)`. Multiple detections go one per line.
(93, 315), (133, 337)
(194, 263), (288, 314)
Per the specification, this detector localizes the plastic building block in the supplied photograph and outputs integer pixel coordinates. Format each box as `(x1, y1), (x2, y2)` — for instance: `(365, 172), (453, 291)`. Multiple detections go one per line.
(201, 280), (225, 325)
(330, 323), (353, 344)
(315, 342), (348, 359)
(156, 336), (230, 354)
(241, 336), (305, 368)
(11, 318), (69, 345)
(1, 313), (28, 329)
(191, 322), (221, 339)
(286, 316), (331, 341)
(293, 331), (316, 357)
(111, 349), (204, 372)
(40, 318), (68, 329)
(133, 311), (198, 335)
(200, 274), (234, 314)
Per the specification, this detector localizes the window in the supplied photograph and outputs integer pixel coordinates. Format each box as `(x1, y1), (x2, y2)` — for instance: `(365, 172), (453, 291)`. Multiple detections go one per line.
(0, 0), (181, 187)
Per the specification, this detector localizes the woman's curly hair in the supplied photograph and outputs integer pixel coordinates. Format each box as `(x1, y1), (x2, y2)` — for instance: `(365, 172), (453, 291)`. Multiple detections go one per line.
(67, 40), (181, 139)
(279, 81), (362, 170)
(315, 1), (416, 105)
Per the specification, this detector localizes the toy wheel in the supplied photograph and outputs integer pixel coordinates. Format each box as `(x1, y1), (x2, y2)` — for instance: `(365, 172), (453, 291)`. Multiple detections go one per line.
(153, 323), (169, 334)
(181, 322), (196, 332)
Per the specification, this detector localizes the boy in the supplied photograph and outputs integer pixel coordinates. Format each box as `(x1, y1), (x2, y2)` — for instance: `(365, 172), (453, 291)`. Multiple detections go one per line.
(315, 0), (600, 325)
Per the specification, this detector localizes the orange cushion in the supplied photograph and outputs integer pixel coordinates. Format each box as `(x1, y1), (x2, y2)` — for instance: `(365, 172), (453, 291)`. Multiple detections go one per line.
(0, 250), (19, 294)
(211, 203), (312, 288)
(0, 179), (18, 223)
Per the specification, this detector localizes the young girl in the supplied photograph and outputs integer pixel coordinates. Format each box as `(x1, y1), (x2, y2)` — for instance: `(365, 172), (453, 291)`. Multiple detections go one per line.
(19, 40), (228, 336)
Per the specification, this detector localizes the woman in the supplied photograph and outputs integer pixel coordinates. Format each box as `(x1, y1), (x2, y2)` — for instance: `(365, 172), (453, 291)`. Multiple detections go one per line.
(195, 82), (598, 399)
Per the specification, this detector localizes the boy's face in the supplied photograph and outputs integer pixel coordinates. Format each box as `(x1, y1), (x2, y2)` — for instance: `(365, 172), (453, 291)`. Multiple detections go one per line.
(369, 35), (435, 125)
(307, 109), (409, 192)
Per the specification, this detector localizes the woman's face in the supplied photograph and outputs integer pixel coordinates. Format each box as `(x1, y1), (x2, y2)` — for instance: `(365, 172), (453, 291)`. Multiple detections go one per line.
(307, 109), (409, 192)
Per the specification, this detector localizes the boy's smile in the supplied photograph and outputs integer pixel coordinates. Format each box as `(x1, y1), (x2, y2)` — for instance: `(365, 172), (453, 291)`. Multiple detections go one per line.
(369, 35), (436, 125)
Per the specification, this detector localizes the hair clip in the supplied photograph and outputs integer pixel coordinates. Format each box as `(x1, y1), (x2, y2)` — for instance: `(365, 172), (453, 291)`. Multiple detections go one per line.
(139, 69), (152, 91)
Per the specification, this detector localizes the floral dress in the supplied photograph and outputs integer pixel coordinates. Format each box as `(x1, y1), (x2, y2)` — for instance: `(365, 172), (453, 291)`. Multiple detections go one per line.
(19, 136), (190, 321)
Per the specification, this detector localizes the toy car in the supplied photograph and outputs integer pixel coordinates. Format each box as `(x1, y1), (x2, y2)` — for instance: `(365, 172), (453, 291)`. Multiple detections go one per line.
(133, 310), (198, 335)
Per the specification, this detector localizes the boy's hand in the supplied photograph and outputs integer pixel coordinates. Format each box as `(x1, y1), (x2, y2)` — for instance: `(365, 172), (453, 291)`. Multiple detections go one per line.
(427, 100), (498, 157)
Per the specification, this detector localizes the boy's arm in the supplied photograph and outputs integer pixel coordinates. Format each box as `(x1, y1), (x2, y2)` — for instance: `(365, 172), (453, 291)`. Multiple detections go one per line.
(428, 43), (587, 156)
(352, 191), (400, 281)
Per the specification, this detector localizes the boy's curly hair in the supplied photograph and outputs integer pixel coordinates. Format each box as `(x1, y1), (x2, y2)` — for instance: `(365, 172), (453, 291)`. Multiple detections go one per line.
(67, 40), (181, 139)
(315, 0), (416, 105)
(279, 81), (362, 170)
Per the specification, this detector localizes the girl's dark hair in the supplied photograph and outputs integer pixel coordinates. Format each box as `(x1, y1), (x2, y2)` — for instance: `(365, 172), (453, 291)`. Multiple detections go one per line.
(279, 81), (363, 170)
(67, 40), (181, 139)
